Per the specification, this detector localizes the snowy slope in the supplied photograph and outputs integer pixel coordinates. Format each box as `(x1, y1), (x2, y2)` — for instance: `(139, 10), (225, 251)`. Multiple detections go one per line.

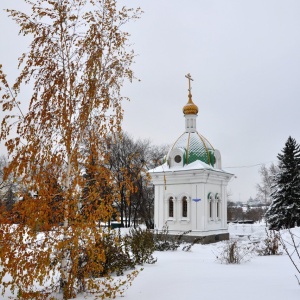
(1, 224), (299, 300)
(120, 224), (300, 300)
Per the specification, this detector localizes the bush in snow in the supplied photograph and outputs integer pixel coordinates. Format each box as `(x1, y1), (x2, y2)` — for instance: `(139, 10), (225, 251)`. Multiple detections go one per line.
(95, 230), (135, 277)
(154, 223), (190, 251)
(182, 237), (204, 252)
(126, 227), (157, 265)
(256, 229), (281, 256)
(215, 240), (254, 264)
(77, 227), (157, 283)
(256, 229), (282, 256)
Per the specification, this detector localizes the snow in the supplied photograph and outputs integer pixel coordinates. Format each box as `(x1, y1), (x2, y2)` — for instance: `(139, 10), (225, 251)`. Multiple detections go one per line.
(148, 161), (231, 174)
(1, 224), (300, 299)
(93, 224), (300, 300)
(121, 248), (297, 300)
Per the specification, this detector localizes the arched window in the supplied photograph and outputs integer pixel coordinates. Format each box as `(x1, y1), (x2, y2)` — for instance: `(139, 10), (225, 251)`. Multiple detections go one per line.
(208, 192), (214, 220)
(215, 193), (221, 219)
(169, 197), (174, 218)
(182, 196), (188, 217)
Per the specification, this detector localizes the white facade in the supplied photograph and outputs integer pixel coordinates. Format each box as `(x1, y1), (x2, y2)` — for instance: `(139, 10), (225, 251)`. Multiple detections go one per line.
(148, 82), (234, 239)
(150, 161), (233, 237)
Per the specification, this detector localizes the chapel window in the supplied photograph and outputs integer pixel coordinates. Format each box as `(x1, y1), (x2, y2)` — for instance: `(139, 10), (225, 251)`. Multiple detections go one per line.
(169, 197), (174, 218)
(216, 194), (221, 219)
(174, 155), (182, 163)
(208, 192), (214, 220)
(182, 196), (187, 217)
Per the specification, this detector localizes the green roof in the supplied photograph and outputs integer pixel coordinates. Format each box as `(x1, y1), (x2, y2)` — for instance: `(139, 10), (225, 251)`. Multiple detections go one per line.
(168, 132), (215, 166)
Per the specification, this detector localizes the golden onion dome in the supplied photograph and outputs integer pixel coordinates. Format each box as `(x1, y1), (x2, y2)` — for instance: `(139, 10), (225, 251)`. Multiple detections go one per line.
(183, 94), (198, 115)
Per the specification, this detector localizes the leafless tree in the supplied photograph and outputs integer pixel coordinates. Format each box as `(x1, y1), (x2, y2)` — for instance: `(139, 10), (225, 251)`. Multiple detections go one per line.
(256, 163), (278, 205)
(108, 133), (168, 228)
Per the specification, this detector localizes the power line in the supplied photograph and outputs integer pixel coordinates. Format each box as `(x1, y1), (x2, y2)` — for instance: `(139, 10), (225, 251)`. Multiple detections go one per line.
(224, 161), (275, 169)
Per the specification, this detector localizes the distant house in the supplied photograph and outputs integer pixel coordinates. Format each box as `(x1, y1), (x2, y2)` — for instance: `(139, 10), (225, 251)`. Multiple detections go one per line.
(247, 197), (262, 207)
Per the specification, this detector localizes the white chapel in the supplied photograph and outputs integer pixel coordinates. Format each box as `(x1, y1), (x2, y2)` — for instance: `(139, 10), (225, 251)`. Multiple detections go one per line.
(148, 74), (234, 243)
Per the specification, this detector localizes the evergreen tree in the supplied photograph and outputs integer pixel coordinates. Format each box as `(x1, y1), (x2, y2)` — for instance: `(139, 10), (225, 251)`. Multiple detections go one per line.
(265, 136), (300, 230)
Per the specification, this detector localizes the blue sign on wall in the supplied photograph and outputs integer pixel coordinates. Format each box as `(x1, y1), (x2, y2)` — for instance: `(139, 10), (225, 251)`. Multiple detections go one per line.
(192, 198), (201, 202)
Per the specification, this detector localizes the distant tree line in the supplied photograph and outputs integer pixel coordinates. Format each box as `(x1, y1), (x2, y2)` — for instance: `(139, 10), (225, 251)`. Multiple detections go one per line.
(227, 201), (266, 223)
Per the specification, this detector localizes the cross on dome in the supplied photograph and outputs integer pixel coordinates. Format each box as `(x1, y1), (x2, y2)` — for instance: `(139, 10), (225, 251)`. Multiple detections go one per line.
(185, 73), (193, 96)
(183, 73), (198, 115)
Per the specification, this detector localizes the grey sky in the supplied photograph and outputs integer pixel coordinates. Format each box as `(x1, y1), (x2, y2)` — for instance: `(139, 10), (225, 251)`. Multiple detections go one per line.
(1, 0), (300, 202)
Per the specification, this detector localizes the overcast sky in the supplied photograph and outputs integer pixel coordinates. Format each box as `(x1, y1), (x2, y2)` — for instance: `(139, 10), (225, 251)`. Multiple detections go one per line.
(1, 0), (300, 202)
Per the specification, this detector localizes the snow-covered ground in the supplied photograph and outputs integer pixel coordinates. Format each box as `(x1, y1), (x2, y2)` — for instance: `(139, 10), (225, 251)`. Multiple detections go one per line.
(118, 224), (299, 300)
(2, 224), (300, 299)
(79, 224), (299, 300)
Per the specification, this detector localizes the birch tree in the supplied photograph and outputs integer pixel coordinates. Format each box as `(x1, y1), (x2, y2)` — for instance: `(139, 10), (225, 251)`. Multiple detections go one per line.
(256, 163), (278, 205)
(0, 0), (141, 299)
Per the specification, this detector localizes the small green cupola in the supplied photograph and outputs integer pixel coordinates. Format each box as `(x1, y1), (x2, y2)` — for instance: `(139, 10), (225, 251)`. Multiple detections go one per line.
(167, 132), (215, 167)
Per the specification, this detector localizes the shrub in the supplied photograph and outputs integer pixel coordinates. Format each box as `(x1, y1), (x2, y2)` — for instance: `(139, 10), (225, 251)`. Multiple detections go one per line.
(215, 240), (254, 264)
(182, 237), (204, 252)
(256, 229), (282, 256)
(76, 229), (134, 279)
(99, 230), (135, 276)
(154, 223), (191, 251)
(126, 227), (157, 265)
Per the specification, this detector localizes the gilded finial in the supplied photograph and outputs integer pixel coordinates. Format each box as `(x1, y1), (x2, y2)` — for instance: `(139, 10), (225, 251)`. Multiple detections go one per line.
(183, 73), (198, 115)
